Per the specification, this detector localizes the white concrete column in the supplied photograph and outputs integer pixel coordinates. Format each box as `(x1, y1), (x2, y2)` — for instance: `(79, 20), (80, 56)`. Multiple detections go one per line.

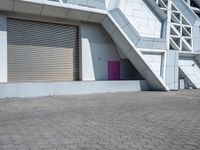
(165, 50), (179, 90)
(81, 38), (95, 81)
(196, 55), (200, 63)
(0, 16), (7, 83)
(80, 24), (95, 81)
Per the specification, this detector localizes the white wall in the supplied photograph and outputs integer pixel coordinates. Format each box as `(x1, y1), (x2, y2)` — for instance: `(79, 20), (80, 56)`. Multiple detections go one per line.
(62, 0), (106, 10)
(80, 23), (142, 81)
(0, 16), (7, 83)
(120, 0), (162, 38)
(142, 53), (163, 78)
(0, 81), (150, 98)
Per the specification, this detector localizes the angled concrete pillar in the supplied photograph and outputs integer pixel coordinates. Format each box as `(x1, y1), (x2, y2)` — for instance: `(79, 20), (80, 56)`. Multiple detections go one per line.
(165, 50), (179, 90)
(0, 16), (7, 83)
(196, 55), (200, 63)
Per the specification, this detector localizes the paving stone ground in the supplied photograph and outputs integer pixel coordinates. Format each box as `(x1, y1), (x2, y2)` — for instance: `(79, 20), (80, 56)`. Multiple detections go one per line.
(0, 90), (200, 150)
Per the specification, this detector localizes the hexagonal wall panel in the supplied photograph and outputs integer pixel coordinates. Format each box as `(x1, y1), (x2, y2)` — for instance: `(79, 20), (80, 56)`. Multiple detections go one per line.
(119, 0), (162, 38)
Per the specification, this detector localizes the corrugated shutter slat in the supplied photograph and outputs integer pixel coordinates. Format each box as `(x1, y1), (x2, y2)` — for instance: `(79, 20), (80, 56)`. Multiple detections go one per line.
(7, 18), (79, 82)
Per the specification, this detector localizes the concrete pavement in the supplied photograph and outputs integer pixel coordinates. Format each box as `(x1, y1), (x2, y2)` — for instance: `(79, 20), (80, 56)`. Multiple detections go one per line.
(0, 90), (200, 150)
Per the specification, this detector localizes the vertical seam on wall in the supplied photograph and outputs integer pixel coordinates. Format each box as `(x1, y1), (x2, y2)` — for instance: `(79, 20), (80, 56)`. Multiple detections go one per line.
(87, 12), (93, 22)
(40, 2), (44, 16)
(12, 0), (16, 11)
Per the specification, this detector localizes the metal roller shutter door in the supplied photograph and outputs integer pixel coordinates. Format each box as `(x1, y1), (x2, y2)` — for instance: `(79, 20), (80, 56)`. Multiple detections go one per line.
(7, 18), (79, 82)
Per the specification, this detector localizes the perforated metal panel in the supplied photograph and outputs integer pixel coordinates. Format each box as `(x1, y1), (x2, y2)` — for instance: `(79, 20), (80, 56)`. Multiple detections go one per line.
(7, 18), (79, 82)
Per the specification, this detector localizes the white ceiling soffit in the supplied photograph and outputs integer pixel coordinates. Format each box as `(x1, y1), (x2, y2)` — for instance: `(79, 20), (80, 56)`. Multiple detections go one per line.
(0, 0), (107, 22)
(0, 0), (14, 11)
(13, 0), (43, 15)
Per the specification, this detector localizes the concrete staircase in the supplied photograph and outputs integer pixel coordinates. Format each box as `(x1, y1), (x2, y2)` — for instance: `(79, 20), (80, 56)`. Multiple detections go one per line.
(179, 57), (200, 89)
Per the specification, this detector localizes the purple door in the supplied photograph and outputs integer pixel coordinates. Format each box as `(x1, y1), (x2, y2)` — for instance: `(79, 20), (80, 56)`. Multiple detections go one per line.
(108, 61), (120, 80)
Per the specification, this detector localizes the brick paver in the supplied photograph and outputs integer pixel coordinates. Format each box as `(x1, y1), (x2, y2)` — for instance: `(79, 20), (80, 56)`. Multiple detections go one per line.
(0, 90), (200, 150)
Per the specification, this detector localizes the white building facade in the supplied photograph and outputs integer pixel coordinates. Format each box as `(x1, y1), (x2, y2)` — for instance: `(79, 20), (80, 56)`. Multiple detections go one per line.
(0, 0), (200, 98)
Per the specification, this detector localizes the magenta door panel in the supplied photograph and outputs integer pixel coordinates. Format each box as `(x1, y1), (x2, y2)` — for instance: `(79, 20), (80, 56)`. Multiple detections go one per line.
(108, 61), (120, 80)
